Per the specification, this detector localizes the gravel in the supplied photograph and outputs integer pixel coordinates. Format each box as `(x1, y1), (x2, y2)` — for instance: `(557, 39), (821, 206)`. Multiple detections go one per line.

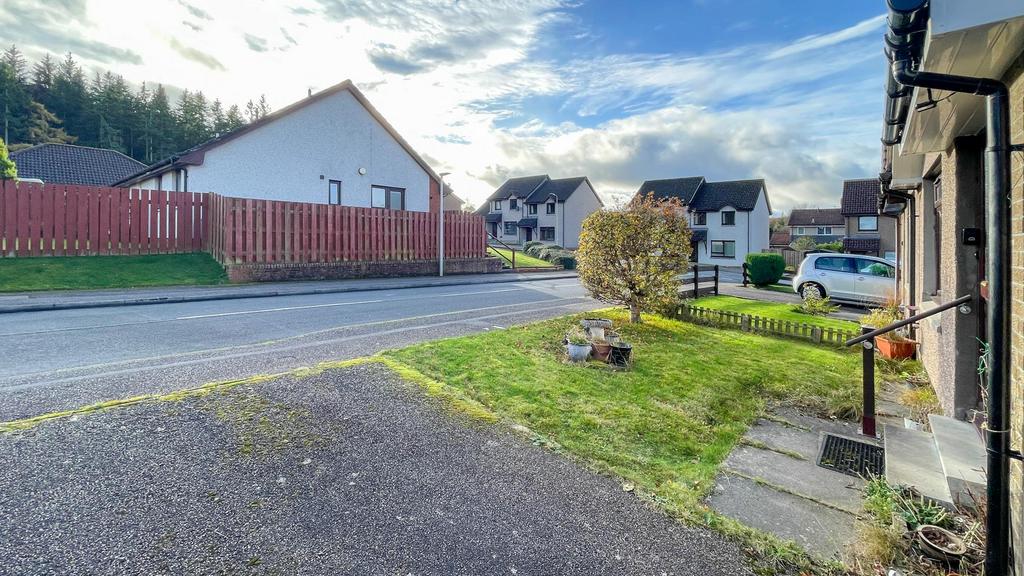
(0, 363), (749, 575)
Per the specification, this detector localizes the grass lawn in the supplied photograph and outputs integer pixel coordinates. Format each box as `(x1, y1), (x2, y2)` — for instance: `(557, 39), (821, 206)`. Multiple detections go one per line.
(0, 253), (228, 292)
(693, 295), (858, 332)
(384, 309), (861, 553)
(487, 246), (555, 268)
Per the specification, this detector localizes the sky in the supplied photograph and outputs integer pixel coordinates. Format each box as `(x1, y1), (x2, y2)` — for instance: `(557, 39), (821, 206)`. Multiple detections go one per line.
(0, 0), (889, 212)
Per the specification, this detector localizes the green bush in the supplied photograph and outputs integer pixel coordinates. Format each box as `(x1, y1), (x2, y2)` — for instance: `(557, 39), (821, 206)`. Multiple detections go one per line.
(546, 250), (576, 269)
(522, 240), (544, 252)
(538, 246), (564, 260)
(816, 241), (843, 252)
(744, 253), (785, 286)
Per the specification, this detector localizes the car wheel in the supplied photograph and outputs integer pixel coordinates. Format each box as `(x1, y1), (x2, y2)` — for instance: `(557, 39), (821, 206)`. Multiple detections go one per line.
(800, 283), (825, 300)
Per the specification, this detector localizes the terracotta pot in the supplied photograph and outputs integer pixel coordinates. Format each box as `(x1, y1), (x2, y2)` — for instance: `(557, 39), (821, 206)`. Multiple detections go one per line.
(876, 336), (916, 360)
(591, 342), (612, 361)
(917, 525), (966, 564)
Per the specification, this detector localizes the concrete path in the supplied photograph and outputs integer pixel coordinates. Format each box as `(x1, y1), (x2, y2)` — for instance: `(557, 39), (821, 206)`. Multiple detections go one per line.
(0, 270), (578, 314)
(0, 277), (599, 422)
(0, 363), (750, 575)
(707, 408), (867, 560)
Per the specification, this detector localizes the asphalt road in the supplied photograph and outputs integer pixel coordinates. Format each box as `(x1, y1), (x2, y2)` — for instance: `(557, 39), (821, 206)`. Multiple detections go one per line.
(0, 278), (600, 421)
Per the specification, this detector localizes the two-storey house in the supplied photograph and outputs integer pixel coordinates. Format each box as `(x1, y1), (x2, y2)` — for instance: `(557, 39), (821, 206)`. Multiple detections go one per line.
(840, 178), (896, 260)
(787, 208), (845, 245)
(478, 175), (603, 249)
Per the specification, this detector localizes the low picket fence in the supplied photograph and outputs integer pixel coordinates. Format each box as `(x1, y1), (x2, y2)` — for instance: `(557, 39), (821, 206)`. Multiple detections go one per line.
(677, 304), (858, 346)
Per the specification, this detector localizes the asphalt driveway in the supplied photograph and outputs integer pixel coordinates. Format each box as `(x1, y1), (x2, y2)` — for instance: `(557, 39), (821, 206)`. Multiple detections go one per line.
(0, 363), (748, 576)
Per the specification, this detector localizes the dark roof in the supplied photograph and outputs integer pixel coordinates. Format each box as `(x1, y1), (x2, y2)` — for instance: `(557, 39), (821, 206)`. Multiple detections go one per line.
(633, 176), (768, 212)
(492, 175), (549, 202)
(116, 80), (441, 186)
(635, 177), (705, 204)
(788, 208), (844, 227)
(843, 236), (881, 253)
(517, 218), (538, 227)
(841, 179), (881, 216)
(485, 213), (502, 223)
(526, 176), (589, 203)
(691, 229), (707, 243)
(11, 144), (146, 186)
(770, 230), (791, 246)
(690, 179), (766, 212)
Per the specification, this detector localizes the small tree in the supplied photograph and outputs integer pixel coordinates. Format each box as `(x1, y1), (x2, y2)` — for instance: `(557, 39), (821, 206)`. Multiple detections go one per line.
(577, 193), (692, 323)
(0, 138), (16, 181)
(791, 236), (817, 252)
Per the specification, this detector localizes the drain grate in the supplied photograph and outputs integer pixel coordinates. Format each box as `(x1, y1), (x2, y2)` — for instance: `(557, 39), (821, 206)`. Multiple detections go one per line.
(817, 433), (884, 478)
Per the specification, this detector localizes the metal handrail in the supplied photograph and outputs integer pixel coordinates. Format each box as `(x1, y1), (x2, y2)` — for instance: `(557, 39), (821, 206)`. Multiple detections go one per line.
(845, 293), (972, 346)
(486, 232), (516, 268)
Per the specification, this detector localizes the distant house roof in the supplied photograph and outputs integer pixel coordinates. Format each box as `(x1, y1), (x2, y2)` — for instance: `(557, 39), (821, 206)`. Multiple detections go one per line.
(770, 230), (791, 246)
(116, 79), (441, 186)
(478, 174), (601, 215)
(788, 208), (844, 227)
(844, 236), (881, 253)
(11, 143), (146, 186)
(635, 177), (705, 204)
(634, 176), (768, 212)
(841, 179), (881, 216)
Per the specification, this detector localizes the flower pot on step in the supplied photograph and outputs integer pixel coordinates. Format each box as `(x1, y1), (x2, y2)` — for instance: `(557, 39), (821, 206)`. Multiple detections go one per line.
(876, 336), (916, 360)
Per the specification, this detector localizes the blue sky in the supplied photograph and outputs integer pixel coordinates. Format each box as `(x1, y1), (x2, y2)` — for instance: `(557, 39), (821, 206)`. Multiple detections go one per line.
(1, 0), (889, 210)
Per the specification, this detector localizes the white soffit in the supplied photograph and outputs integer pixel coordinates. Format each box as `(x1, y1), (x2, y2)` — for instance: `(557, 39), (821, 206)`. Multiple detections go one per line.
(900, 2), (1024, 155)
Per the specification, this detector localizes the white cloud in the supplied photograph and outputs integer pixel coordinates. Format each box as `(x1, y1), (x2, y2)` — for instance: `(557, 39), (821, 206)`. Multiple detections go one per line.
(0, 1), (887, 213)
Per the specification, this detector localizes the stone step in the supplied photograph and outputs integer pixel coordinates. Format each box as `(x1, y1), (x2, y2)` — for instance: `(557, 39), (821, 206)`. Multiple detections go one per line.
(929, 414), (987, 507)
(883, 423), (953, 508)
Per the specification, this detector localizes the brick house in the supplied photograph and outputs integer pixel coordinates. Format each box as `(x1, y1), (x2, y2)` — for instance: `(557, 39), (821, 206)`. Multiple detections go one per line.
(840, 178), (896, 259)
(786, 208), (844, 246)
(878, 2), (1024, 572)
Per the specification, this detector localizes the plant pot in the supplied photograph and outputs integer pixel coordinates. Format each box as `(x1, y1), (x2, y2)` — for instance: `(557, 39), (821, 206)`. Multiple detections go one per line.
(916, 525), (966, 564)
(876, 336), (916, 360)
(591, 342), (612, 361)
(566, 342), (592, 363)
(604, 331), (621, 346)
(608, 343), (632, 367)
(581, 318), (612, 340)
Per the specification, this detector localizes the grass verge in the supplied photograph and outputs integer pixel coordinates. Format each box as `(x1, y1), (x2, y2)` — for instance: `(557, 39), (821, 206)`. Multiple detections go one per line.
(383, 308), (861, 573)
(0, 253), (228, 292)
(487, 247), (555, 268)
(692, 295), (857, 332)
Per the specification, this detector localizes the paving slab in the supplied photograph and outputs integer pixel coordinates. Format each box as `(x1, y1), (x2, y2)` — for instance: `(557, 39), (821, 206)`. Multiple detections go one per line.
(722, 444), (865, 514)
(708, 473), (857, 560)
(743, 418), (821, 460)
(883, 423), (952, 507)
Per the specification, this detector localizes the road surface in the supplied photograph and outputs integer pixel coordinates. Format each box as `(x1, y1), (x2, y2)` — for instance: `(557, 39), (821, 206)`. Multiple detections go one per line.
(0, 278), (599, 421)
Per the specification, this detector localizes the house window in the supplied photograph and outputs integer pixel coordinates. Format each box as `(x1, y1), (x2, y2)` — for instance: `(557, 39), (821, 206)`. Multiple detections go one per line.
(710, 240), (735, 259)
(817, 226), (832, 235)
(694, 212), (707, 226)
(371, 185), (405, 210)
(492, 200), (502, 211)
(528, 204), (538, 215)
(510, 198), (518, 210)
(795, 227), (805, 235)
(546, 202), (555, 214)
(858, 216), (878, 232)
(504, 222), (518, 236)
(540, 227), (555, 241)
(721, 211), (736, 226)
(933, 176), (942, 295)
(328, 180), (342, 205)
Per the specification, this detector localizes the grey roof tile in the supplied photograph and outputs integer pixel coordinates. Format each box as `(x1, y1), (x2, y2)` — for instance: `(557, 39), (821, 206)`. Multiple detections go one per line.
(841, 179), (881, 216)
(788, 208), (844, 227)
(11, 144), (146, 186)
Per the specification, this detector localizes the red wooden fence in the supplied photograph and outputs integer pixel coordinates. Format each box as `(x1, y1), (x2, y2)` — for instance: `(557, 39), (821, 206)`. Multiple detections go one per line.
(0, 181), (207, 257)
(206, 194), (485, 264)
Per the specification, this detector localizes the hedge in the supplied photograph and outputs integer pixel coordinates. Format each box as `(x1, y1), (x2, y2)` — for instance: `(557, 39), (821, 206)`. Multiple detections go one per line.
(744, 253), (785, 286)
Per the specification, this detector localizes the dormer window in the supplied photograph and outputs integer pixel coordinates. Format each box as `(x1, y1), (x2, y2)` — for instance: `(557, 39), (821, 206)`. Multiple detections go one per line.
(492, 200), (502, 211)
(693, 212), (707, 226)
(510, 198), (518, 210)
(546, 202), (555, 214)
(528, 204), (538, 215)
(721, 211), (736, 226)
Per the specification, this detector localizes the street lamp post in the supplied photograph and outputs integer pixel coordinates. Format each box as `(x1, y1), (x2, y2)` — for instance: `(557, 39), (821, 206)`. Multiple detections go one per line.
(438, 172), (451, 276)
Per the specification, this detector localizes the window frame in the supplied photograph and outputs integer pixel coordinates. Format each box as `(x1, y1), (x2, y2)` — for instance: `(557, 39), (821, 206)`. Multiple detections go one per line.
(721, 211), (736, 226)
(816, 226), (832, 235)
(504, 221), (519, 236)
(540, 227), (555, 241)
(509, 198), (519, 210)
(492, 200), (502, 211)
(528, 203), (538, 215)
(795, 227), (805, 235)
(933, 176), (943, 295)
(693, 212), (707, 226)
(546, 202), (556, 214)
(858, 216), (878, 232)
(371, 185), (405, 210)
(710, 240), (736, 259)
(328, 180), (342, 205)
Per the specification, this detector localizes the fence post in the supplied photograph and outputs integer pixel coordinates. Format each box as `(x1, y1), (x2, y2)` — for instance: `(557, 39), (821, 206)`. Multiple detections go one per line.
(714, 265), (719, 295)
(512, 248), (516, 269)
(861, 326), (877, 437)
(741, 314), (751, 332)
(742, 262), (748, 287)
(693, 264), (699, 298)
(811, 327), (822, 344)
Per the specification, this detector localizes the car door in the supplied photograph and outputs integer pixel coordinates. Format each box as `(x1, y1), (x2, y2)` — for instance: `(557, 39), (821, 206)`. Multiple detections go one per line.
(812, 256), (856, 300)
(852, 258), (896, 304)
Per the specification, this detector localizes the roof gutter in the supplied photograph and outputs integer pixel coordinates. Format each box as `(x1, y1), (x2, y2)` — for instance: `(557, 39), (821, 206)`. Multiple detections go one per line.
(882, 2), (1013, 574)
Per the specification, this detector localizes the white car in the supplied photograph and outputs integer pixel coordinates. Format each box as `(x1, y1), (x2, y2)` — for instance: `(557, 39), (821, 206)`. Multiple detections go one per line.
(793, 253), (896, 305)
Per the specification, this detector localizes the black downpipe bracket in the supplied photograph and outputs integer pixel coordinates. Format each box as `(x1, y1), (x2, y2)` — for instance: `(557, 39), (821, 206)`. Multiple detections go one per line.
(883, 1), (1013, 572)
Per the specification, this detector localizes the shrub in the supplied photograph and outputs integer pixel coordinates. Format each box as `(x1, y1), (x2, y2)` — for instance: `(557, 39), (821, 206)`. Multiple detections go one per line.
(538, 246), (563, 261)
(744, 253), (785, 286)
(522, 240), (544, 252)
(860, 302), (908, 342)
(525, 244), (544, 257)
(794, 293), (839, 316)
(816, 241), (843, 252)
(546, 250), (577, 269)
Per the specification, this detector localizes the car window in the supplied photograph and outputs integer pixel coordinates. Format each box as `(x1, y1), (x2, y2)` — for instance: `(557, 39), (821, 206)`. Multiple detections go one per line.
(857, 259), (894, 278)
(814, 257), (855, 273)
